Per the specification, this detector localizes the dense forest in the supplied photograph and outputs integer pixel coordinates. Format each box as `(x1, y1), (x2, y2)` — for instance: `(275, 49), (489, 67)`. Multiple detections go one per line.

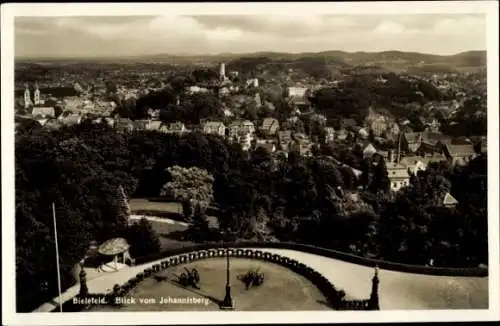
(16, 121), (488, 312)
(311, 73), (445, 123)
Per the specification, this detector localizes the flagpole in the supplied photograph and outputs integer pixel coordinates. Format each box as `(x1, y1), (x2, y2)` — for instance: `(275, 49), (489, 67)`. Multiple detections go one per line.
(52, 203), (63, 312)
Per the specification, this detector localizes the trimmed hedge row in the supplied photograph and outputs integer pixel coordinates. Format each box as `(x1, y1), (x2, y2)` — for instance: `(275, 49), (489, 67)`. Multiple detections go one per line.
(134, 242), (488, 277)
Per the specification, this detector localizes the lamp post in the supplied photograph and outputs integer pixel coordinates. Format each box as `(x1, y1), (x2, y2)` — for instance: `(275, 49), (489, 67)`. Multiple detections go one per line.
(369, 265), (380, 310)
(220, 228), (233, 309)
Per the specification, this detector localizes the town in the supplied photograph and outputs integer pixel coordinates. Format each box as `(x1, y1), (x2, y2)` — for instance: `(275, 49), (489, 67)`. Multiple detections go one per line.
(15, 51), (488, 313)
(16, 55), (487, 193)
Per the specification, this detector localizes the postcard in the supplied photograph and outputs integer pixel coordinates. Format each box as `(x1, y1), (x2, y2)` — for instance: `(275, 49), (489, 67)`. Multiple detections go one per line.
(1, 1), (499, 325)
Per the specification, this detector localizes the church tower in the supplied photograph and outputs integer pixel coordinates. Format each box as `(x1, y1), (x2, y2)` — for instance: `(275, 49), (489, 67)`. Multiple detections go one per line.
(24, 84), (32, 109)
(219, 63), (226, 81)
(34, 83), (41, 106)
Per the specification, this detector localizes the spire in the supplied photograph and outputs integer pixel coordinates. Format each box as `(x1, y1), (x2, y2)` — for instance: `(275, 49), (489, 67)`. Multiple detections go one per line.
(34, 82), (41, 106)
(24, 84), (32, 109)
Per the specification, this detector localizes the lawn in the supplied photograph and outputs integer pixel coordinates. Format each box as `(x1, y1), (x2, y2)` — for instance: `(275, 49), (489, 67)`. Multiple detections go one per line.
(144, 219), (196, 251)
(130, 198), (221, 251)
(130, 199), (182, 214)
(88, 257), (331, 311)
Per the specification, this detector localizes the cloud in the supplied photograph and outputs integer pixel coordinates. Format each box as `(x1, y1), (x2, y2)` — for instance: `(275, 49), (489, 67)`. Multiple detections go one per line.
(14, 14), (486, 58)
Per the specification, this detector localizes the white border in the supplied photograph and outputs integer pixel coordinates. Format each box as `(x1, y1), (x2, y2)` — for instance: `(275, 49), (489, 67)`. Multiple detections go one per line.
(2, 2), (499, 325)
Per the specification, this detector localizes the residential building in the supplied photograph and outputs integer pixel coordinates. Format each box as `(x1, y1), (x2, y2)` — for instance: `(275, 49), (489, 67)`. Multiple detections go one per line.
(278, 130), (293, 151)
(35, 117), (49, 127)
(148, 120), (162, 131)
(358, 127), (369, 139)
(442, 193), (459, 208)
(420, 152), (448, 165)
(202, 121), (226, 137)
(219, 87), (231, 96)
(290, 139), (313, 157)
(260, 117), (280, 136)
(442, 144), (477, 166)
(324, 127), (335, 143)
(400, 132), (422, 153)
(58, 113), (82, 126)
(255, 140), (276, 154)
(246, 78), (259, 88)
(147, 108), (160, 120)
(336, 129), (348, 141)
(419, 132), (453, 155)
(399, 156), (427, 175)
(370, 116), (389, 136)
(385, 123), (400, 142)
(104, 117), (115, 128)
(32, 106), (55, 118)
(425, 119), (441, 132)
(363, 143), (377, 159)
(228, 120), (256, 151)
(287, 86), (308, 98)
(186, 85), (209, 94)
(167, 122), (188, 134)
(386, 162), (410, 192)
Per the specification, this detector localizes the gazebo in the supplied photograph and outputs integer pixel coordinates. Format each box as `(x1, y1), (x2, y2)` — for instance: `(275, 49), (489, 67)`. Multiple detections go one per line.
(97, 237), (134, 272)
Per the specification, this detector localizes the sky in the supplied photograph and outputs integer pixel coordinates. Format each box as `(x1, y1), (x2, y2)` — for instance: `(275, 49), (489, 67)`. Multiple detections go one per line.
(14, 14), (487, 58)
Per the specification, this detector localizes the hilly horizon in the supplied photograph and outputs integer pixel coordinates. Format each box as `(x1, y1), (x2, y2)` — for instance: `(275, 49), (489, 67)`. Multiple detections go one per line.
(16, 49), (486, 63)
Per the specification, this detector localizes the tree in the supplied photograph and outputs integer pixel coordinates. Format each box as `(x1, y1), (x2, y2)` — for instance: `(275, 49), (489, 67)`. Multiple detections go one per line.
(160, 166), (215, 221)
(126, 218), (161, 257)
(370, 157), (390, 193)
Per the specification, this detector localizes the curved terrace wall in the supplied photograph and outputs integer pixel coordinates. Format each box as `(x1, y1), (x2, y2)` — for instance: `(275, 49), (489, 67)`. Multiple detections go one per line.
(66, 248), (365, 312)
(47, 241), (487, 312)
(134, 242), (488, 277)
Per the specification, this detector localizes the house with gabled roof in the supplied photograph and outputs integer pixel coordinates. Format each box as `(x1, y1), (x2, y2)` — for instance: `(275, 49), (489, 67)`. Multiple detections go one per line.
(32, 106), (55, 118)
(260, 117), (280, 136)
(148, 120), (162, 131)
(442, 192), (459, 208)
(442, 144), (477, 166)
(278, 130), (293, 151)
(202, 121), (226, 137)
(324, 127), (335, 143)
(401, 132), (422, 153)
(363, 143), (378, 159)
(399, 156), (428, 175)
(167, 122), (188, 134)
(228, 120), (256, 151)
(386, 162), (410, 192)
(59, 113), (82, 127)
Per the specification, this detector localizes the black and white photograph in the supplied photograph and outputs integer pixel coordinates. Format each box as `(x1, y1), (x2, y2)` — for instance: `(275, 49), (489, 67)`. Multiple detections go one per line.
(2, 1), (499, 325)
